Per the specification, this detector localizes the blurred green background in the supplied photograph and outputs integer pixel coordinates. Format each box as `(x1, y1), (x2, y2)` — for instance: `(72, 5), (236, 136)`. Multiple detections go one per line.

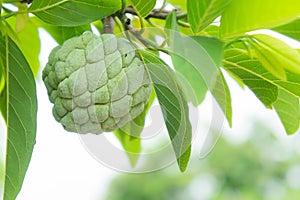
(105, 123), (300, 200)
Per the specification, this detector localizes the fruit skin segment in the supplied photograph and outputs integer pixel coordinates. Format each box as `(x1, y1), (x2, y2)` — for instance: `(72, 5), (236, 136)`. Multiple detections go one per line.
(43, 31), (152, 134)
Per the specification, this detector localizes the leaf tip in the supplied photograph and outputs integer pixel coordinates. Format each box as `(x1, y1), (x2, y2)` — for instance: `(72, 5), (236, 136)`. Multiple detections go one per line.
(177, 146), (191, 172)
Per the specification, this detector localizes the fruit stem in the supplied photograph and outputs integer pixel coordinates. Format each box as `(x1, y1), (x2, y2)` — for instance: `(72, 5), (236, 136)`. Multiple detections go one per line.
(102, 16), (115, 34)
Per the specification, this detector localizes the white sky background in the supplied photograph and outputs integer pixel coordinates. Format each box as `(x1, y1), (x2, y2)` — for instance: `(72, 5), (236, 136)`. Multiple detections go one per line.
(1, 2), (300, 199)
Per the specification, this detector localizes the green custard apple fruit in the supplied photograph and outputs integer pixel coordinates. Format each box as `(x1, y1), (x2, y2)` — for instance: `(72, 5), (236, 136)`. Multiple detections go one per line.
(43, 31), (152, 134)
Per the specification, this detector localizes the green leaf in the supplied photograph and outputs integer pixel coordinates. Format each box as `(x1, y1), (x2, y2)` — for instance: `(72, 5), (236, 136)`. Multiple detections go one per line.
(0, 60), (4, 94)
(6, 17), (41, 77)
(165, 12), (224, 105)
(15, 2), (29, 33)
(140, 50), (192, 172)
(250, 38), (286, 80)
(211, 71), (232, 126)
(1, 20), (19, 43)
(166, 12), (232, 125)
(3, 0), (21, 2)
(220, 0), (300, 37)
(190, 36), (223, 67)
(274, 89), (300, 135)
(187, 0), (231, 33)
(223, 49), (278, 107)
(169, 0), (186, 10)
(0, 35), (37, 200)
(166, 12), (231, 125)
(276, 72), (300, 98)
(188, 36), (232, 122)
(224, 47), (300, 131)
(0, 161), (3, 195)
(165, 12), (208, 105)
(32, 17), (90, 45)
(29, 0), (121, 26)
(129, 0), (156, 18)
(251, 34), (300, 77)
(114, 133), (141, 167)
(114, 89), (155, 167)
(0, 85), (7, 121)
(200, 24), (220, 37)
(273, 18), (300, 42)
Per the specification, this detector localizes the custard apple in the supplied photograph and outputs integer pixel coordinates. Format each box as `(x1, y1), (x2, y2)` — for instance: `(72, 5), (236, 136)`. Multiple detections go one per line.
(43, 31), (151, 134)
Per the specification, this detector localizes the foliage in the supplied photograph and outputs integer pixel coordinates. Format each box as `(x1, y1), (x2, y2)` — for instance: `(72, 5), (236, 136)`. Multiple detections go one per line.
(0, 159), (3, 192)
(106, 124), (300, 200)
(0, 0), (299, 199)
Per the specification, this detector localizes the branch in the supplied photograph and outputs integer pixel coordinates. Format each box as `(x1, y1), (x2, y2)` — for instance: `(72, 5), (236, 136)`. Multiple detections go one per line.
(102, 16), (115, 34)
(124, 19), (151, 47)
(21, 0), (33, 4)
(125, 6), (187, 20)
(123, 18), (169, 54)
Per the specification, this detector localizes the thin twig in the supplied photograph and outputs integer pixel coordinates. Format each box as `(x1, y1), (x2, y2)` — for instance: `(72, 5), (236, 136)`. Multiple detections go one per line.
(21, 0), (33, 4)
(113, 16), (125, 33)
(125, 6), (187, 20)
(126, 23), (152, 47)
(177, 20), (190, 28)
(120, 0), (126, 14)
(124, 19), (169, 54)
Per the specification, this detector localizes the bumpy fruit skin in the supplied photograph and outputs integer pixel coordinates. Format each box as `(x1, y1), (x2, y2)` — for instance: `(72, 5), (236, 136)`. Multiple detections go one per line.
(43, 31), (151, 134)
